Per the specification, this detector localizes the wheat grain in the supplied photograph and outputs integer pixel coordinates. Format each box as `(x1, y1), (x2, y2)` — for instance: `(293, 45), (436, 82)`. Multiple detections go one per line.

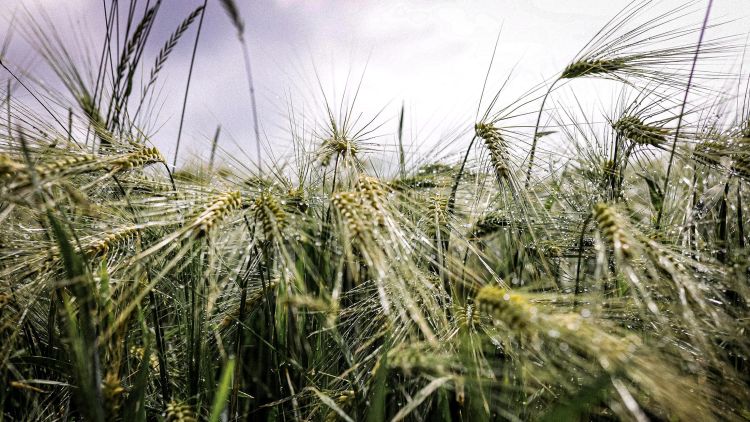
(101, 371), (125, 418)
(561, 58), (628, 79)
(165, 401), (197, 422)
(85, 226), (139, 257)
(193, 190), (242, 237)
(331, 191), (368, 239)
(475, 285), (533, 332)
(475, 123), (511, 184)
(612, 116), (668, 147)
(253, 191), (286, 241)
(593, 203), (633, 258)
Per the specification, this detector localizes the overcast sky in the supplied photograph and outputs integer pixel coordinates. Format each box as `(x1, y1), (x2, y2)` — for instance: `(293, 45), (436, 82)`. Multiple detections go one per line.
(1, 0), (749, 169)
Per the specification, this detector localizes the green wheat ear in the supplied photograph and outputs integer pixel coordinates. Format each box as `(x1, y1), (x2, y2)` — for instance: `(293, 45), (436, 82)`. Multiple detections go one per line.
(219, 0), (244, 36)
(593, 203), (633, 259)
(612, 115), (669, 147)
(284, 186), (308, 213)
(320, 135), (359, 166)
(193, 190), (242, 237)
(561, 58), (628, 79)
(731, 136), (750, 178)
(166, 400), (198, 422)
(0, 153), (25, 177)
(469, 212), (510, 239)
(84, 226), (139, 257)
(475, 123), (511, 185)
(693, 139), (728, 167)
(101, 371), (125, 419)
(331, 191), (370, 239)
(253, 191), (287, 241)
(475, 285), (534, 332)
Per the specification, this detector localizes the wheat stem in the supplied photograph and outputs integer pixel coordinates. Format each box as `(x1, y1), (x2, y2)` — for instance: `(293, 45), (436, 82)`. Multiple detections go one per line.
(172, 0), (207, 171)
(658, 0), (714, 229)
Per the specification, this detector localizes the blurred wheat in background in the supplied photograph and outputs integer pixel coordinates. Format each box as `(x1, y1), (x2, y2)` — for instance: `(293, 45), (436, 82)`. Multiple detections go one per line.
(0, 0), (749, 420)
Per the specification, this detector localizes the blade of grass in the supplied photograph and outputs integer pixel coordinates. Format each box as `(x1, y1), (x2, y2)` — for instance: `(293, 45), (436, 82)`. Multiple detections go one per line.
(209, 357), (236, 422)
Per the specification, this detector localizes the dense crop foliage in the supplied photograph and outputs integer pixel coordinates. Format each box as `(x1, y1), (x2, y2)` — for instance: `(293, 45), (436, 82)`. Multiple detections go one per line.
(1, 0), (749, 420)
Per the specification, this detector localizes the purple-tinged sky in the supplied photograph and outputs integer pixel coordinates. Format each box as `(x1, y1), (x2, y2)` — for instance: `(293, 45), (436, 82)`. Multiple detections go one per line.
(1, 0), (748, 170)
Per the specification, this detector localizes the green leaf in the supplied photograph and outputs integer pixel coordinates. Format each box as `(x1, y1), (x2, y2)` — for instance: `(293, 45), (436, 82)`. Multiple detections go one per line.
(123, 307), (151, 422)
(391, 377), (452, 422)
(366, 343), (390, 422)
(209, 357), (236, 422)
(47, 211), (104, 422)
(640, 173), (663, 214)
(539, 374), (611, 422)
(310, 387), (355, 422)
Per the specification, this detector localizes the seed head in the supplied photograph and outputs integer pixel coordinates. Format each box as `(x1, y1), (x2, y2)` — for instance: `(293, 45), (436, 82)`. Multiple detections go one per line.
(475, 123), (511, 183)
(194, 191), (242, 237)
(612, 116), (668, 147)
(731, 137), (750, 178)
(475, 285), (533, 332)
(470, 212), (510, 239)
(166, 401), (197, 422)
(37, 155), (98, 179)
(593, 203), (632, 258)
(284, 187), (308, 213)
(357, 175), (388, 225)
(101, 372), (125, 418)
(561, 58), (628, 79)
(86, 226), (139, 257)
(254, 192), (287, 241)
(110, 146), (165, 170)
(692, 139), (726, 167)
(320, 135), (358, 166)
(0, 154), (25, 178)
(331, 191), (368, 239)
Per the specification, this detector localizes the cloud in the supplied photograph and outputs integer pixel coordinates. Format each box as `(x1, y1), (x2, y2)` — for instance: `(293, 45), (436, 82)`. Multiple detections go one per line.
(2, 0), (749, 166)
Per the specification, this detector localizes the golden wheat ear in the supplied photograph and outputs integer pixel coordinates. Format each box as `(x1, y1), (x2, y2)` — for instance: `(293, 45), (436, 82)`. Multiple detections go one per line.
(165, 401), (198, 422)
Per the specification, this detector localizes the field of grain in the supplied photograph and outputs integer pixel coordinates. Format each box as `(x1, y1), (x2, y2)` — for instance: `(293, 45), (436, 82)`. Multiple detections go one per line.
(1, 0), (749, 420)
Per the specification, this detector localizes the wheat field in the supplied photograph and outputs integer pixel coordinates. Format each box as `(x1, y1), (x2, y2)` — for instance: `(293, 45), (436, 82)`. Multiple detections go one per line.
(0, 0), (749, 420)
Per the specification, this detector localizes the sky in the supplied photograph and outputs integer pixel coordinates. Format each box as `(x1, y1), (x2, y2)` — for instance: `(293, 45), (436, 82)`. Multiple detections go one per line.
(1, 0), (749, 170)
